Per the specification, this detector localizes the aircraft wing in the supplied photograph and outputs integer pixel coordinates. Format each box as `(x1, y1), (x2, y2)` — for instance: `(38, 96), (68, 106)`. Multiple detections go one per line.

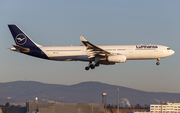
(80, 36), (111, 58)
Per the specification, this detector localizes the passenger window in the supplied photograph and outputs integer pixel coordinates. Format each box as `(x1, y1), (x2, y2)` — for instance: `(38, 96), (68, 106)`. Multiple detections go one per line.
(167, 48), (170, 50)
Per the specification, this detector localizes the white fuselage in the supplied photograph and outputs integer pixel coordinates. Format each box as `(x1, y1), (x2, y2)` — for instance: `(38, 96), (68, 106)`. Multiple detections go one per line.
(40, 44), (175, 62)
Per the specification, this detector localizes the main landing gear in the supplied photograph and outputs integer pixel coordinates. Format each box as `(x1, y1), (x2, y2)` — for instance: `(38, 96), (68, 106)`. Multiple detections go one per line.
(156, 58), (160, 65)
(85, 61), (99, 71)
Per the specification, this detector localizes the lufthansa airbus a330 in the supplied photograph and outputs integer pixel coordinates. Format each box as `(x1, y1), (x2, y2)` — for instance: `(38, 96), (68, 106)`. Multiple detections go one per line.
(8, 25), (175, 70)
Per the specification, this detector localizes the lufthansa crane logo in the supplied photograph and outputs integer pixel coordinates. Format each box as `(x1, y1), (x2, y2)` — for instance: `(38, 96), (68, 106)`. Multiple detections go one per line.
(15, 34), (27, 45)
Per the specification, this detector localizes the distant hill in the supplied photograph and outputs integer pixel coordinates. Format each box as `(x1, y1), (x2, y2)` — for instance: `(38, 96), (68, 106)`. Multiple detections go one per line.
(0, 81), (180, 106)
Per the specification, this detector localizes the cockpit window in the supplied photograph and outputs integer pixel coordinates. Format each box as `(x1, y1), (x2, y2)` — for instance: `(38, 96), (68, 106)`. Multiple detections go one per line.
(167, 48), (171, 50)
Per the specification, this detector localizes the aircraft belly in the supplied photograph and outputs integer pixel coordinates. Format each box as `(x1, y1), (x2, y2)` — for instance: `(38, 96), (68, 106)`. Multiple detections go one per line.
(48, 55), (89, 61)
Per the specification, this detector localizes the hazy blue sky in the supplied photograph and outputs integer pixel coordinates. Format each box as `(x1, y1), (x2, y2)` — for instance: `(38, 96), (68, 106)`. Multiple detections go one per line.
(0, 0), (179, 93)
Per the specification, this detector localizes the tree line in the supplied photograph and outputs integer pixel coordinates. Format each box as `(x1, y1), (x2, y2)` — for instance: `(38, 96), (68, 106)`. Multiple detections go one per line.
(0, 102), (22, 108)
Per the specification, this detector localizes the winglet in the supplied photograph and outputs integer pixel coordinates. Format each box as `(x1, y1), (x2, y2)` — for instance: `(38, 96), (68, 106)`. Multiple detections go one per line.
(80, 36), (87, 42)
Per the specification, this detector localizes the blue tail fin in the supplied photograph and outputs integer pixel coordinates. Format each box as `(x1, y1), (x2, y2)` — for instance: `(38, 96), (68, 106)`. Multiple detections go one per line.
(8, 24), (49, 59)
(8, 25), (40, 47)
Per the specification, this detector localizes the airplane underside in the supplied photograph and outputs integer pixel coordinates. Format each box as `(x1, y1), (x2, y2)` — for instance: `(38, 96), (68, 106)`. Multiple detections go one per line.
(48, 55), (161, 70)
(49, 55), (116, 64)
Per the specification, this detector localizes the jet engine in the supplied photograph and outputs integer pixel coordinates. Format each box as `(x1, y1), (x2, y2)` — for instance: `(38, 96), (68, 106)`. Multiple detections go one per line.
(107, 55), (126, 63)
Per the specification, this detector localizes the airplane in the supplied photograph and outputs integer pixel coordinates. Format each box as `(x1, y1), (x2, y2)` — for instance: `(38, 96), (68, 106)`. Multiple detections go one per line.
(8, 24), (175, 70)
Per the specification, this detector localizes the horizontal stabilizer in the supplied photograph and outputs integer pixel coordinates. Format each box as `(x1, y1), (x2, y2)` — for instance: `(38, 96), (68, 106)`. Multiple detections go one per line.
(13, 45), (30, 53)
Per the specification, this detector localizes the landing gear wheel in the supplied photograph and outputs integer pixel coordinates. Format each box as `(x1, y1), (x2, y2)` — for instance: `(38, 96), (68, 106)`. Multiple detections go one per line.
(95, 62), (99, 67)
(156, 62), (160, 65)
(90, 64), (95, 69)
(85, 67), (89, 70)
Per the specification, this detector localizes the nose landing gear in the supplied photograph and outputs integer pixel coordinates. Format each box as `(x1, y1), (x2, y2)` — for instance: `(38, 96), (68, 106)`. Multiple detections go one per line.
(156, 58), (160, 65)
(156, 62), (160, 65)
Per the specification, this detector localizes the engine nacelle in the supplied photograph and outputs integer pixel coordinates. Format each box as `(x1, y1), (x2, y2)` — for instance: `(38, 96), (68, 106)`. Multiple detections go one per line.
(107, 55), (126, 63)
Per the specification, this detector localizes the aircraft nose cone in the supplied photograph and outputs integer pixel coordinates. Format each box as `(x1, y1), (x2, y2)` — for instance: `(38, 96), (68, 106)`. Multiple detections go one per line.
(165, 49), (175, 57)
